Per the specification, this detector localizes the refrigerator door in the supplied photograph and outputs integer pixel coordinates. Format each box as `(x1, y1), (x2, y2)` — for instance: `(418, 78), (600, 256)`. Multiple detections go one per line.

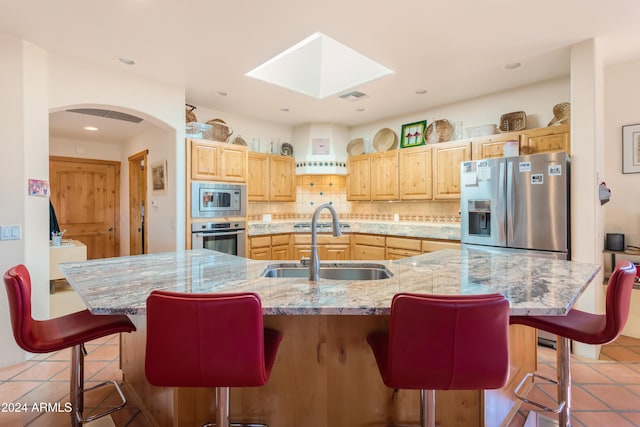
(460, 157), (507, 247)
(506, 152), (569, 253)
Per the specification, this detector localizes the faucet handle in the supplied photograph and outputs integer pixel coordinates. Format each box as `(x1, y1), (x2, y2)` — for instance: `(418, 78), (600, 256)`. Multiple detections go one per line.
(300, 256), (310, 266)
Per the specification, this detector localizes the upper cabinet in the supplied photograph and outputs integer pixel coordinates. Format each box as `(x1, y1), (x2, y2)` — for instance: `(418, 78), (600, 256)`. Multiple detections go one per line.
(432, 141), (472, 200)
(472, 124), (570, 159)
(248, 152), (295, 202)
(371, 151), (399, 201)
(400, 145), (433, 200)
(520, 124), (570, 155)
(190, 138), (247, 182)
(346, 154), (371, 200)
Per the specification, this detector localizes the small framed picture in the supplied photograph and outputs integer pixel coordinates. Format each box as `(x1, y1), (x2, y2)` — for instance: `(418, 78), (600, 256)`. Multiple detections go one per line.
(400, 120), (427, 148)
(151, 161), (168, 194)
(622, 123), (640, 173)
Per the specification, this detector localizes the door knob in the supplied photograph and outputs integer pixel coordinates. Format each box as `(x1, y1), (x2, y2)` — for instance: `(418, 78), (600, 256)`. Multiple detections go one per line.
(107, 227), (113, 232)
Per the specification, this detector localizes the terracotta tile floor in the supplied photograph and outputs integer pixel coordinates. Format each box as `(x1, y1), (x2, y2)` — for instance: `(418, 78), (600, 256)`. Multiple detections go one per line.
(1, 333), (640, 426)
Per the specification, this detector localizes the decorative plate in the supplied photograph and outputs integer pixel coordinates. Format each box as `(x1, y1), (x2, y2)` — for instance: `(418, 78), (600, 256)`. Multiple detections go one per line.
(281, 142), (294, 156)
(346, 138), (365, 156)
(372, 128), (398, 151)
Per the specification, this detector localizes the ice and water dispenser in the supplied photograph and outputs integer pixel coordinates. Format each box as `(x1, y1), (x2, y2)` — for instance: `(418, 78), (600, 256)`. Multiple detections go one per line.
(467, 200), (492, 237)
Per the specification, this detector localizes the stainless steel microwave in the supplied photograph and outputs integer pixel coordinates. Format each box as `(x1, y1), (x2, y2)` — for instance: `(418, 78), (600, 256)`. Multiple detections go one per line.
(191, 182), (246, 218)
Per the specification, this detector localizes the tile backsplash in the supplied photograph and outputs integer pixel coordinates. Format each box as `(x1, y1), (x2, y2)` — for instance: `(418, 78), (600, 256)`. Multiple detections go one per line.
(248, 175), (461, 222)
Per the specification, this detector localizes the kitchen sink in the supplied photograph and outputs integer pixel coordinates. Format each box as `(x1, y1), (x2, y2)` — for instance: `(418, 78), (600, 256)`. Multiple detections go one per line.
(261, 263), (393, 281)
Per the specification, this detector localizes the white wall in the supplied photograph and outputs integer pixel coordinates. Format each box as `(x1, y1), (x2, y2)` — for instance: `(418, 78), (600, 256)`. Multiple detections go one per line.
(50, 137), (122, 162)
(604, 57), (640, 338)
(0, 36), (50, 366)
(349, 77), (570, 146)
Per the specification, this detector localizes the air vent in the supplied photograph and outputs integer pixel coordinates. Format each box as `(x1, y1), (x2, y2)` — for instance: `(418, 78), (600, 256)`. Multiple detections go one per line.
(339, 90), (369, 102)
(67, 108), (143, 124)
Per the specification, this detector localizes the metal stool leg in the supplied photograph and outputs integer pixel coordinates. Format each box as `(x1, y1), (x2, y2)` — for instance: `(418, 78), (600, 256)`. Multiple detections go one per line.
(557, 336), (572, 427)
(420, 389), (435, 427)
(202, 387), (269, 427)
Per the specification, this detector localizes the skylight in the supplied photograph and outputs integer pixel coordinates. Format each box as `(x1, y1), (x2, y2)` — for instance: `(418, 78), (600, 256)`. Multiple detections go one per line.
(246, 32), (393, 100)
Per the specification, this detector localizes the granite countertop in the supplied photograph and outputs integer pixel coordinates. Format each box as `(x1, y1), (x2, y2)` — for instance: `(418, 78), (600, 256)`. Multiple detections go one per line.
(248, 220), (461, 240)
(60, 248), (600, 317)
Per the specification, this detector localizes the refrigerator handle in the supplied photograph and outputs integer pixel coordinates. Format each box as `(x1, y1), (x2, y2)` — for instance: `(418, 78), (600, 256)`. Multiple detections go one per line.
(498, 160), (506, 244)
(506, 160), (515, 242)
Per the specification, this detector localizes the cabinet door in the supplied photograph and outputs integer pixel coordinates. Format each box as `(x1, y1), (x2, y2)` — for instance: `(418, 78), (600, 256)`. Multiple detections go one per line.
(271, 245), (291, 260)
(352, 244), (385, 260)
(219, 144), (247, 182)
(248, 153), (270, 201)
(471, 131), (521, 159)
(270, 156), (296, 201)
(400, 146), (432, 200)
(433, 142), (471, 199)
(250, 247), (271, 260)
(521, 125), (570, 155)
(371, 151), (399, 201)
(293, 245), (311, 260)
(191, 140), (220, 180)
(347, 154), (371, 200)
(322, 245), (351, 260)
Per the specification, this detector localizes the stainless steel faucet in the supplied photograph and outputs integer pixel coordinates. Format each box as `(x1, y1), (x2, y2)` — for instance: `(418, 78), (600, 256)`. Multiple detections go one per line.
(309, 203), (342, 282)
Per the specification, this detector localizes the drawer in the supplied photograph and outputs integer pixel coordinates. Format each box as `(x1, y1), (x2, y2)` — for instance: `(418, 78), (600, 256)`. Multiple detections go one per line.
(386, 247), (421, 260)
(353, 245), (385, 260)
(422, 239), (461, 253)
(386, 236), (422, 251)
(271, 234), (290, 246)
(250, 235), (271, 248)
(353, 234), (386, 247)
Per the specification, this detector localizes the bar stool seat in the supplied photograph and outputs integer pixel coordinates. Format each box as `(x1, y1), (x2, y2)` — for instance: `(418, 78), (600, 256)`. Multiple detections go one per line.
(367, 293), (510, 427)
(4, 264), (136, 426)
(511, 259), (637, 427)
(144, 290), (282, 427)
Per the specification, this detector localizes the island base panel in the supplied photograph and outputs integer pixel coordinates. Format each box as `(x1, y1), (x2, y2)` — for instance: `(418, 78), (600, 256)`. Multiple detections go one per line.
(121, 315), (535, 427)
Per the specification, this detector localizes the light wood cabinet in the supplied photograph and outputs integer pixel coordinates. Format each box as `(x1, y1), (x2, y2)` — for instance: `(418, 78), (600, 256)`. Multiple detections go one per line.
(471, 131), (521, 160)
(248, 234), (291, 260)
(400, 145), (433, 200)
(346, 154), (371, 200)
(385, 236), (422, 260)
(371, 151), (399, 201)
(271, 234), (291, 260)
(521, 124), (570, 155)
(292, 234), (351, 261)
(422, 239), (461, 253)
(190, 138), (247, 182)
(247, 153), (295, 202)
(432, 141), (471, 200)
(352, 234), (386, 260)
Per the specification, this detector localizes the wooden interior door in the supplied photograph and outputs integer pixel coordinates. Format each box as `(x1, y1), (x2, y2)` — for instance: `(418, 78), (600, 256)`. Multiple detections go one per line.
(50, 156), (120, 259)
(128, 150), (148, 256)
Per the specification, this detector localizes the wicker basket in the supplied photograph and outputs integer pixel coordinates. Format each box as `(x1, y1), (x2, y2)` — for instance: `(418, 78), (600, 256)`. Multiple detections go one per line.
(185, 104), (197, 123)
(499, 111), (526, 132)
(206, 118), (233, 142)
(425, 119), (454, 143)
(548, 102), (570, 126)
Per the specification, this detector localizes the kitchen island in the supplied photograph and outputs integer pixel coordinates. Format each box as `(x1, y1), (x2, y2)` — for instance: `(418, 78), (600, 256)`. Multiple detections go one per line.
(61, 248), (601, 427)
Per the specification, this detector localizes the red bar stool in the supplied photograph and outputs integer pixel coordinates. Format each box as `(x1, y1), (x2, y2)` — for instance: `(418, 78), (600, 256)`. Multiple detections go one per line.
(145, 290), (283, 427)
(367, 293), (510, 427)
(3, 264), (136, 426)
(511, 259), (637, 427)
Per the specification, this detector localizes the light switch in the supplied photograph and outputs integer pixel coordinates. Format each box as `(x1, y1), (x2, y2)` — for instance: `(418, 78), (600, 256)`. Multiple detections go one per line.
(0, 225), (21, 240)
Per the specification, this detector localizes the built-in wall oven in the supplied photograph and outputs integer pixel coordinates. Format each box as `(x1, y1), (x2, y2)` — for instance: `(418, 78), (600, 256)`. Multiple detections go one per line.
(191, 221), (246, 256)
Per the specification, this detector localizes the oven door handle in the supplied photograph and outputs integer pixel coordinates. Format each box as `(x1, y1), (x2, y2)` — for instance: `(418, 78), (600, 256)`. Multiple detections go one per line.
(194, 230), (245, 237)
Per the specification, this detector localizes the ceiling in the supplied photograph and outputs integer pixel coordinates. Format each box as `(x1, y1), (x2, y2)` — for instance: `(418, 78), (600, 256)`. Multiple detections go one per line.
(4, 0), (640, 142)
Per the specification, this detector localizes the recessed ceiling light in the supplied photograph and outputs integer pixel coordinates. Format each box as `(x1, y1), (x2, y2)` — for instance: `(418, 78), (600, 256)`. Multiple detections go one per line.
(84, 126), (99, 131)
(415, 89), (428, 95)
(116, 57), (136, 66)
(280, 108), (290, 112)
(216, 91), (229, 97)
(246, 32), (393, 99)
(504, 62), (522, 70)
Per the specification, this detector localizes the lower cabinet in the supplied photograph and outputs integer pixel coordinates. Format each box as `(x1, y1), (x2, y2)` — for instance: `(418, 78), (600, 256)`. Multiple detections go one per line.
(248, 234), (291, 260)
(292, 234), (351, 261)
(385, 236), (422, 260)
(352, 234), (386, 260)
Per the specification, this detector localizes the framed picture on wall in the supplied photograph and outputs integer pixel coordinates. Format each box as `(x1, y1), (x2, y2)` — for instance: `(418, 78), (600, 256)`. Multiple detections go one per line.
(622, 123), (640, 174)
(400, 120), (427, 148)
(151, 160), (168, 193)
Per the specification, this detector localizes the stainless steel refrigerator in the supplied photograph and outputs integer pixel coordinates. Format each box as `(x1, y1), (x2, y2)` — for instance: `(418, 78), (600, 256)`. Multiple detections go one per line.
(460, 151), (570, 347)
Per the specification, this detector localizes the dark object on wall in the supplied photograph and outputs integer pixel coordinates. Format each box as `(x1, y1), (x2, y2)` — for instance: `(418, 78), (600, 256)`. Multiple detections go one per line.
(49, 201), (60, 239)
(606, 233), (625, 252)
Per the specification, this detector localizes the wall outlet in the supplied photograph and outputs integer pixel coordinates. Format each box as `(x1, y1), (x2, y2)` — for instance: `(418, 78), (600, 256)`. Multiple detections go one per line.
(0, 225), (21, 240)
